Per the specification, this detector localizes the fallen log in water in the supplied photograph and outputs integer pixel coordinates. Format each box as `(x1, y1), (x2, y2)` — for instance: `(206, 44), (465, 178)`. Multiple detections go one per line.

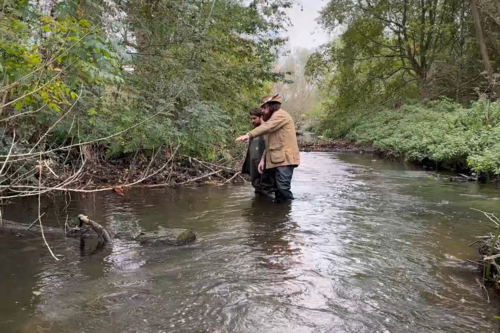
(0, 214), (196, 246)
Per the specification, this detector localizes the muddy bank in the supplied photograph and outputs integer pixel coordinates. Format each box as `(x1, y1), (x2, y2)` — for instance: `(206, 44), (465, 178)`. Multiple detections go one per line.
(71, 155), (242, 188)
(0, 149), (244, 200)
(299, 139), (375, 153)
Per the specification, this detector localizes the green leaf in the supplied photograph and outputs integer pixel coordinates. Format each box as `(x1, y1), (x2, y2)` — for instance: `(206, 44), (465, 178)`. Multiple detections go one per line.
(48, 103), (61, 112)
(42, 25), (51, 33)
(70, 92), (77, 100)
(15, 100), (23, 110)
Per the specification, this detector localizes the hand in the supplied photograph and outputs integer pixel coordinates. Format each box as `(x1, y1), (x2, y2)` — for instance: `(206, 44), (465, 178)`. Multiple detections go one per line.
(258, 159), (265, 174)
(235, 134), (250, 143)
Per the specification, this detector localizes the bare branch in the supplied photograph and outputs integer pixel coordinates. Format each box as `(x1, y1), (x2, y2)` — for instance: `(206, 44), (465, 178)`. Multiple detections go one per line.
(0, 130), (15, 177)
(37, 159), (59, 261)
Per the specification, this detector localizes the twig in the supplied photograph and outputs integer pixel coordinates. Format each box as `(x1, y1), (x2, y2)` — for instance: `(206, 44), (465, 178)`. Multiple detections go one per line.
(476, 278), (490, 303)
(77, 214), (112, 243)
(471, 208), (500, 226)
(178, 170), (222, 186)
(469, 239), (481, 247)
(44, 161), (59, 178)
(222, 172), (241, 185)
(483, 253), (500, 261)
(0, 103), (47, 122)
(37, 161), (59, 261)
(0, 130), (15, 177)
(0, 77), (9, 117)
(123, 144), (180, 187)
(27, 212), (46, 231)
(237, 174), (247, 183)
(184, 155), (237, 172)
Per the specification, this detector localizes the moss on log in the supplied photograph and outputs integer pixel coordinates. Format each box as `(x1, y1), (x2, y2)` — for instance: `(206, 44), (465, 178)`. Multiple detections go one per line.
(115, 226), (196, 245)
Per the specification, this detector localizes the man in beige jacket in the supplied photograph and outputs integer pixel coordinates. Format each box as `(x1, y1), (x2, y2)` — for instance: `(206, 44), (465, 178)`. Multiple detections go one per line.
(236, 94), (300, 203)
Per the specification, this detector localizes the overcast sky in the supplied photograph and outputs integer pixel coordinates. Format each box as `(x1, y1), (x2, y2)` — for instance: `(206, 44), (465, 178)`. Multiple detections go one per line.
(284, 0), (330, 51)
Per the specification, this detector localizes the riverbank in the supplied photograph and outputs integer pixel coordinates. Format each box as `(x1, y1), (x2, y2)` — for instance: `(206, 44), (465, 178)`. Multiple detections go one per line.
(309, 99), (500, 181)
(298, 139), (375, 154)
(0, 148), (243, 200)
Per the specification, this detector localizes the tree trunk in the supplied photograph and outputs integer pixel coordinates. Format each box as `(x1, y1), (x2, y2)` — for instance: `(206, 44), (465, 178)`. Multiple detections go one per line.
(470, 0), (499, 99)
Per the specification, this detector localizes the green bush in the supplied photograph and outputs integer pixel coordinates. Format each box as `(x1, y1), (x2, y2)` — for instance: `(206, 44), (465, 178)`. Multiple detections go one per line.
(334, 99), (500, 175)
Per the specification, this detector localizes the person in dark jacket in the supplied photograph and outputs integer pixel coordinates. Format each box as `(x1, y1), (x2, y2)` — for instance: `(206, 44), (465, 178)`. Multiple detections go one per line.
(241, 108), (275, 197)
(236, 95), (300, 203)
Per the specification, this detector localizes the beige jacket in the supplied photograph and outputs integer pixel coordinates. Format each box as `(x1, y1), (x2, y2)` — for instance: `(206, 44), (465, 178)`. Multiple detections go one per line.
(249, 108), (300, 169)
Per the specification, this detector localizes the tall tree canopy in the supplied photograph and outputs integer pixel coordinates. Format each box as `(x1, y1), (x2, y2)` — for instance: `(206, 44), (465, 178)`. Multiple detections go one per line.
(0, 0), (294, 161)
(306, 0), (500, 136)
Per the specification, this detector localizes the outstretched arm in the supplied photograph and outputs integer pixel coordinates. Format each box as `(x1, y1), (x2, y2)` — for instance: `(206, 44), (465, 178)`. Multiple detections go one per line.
(235, 112), (288, 143)
(249, 111), (288, 138)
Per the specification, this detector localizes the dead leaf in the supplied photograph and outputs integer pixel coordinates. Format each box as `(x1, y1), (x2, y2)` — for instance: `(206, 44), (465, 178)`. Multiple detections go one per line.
(113, 186), (125, 196)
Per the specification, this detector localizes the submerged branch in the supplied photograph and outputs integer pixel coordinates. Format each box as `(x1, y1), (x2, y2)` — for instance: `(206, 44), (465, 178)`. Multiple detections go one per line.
(0, 214), (196, 246)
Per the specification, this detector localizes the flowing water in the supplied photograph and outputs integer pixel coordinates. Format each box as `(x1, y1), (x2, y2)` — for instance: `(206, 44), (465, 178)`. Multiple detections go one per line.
(1, 152), (500, 333)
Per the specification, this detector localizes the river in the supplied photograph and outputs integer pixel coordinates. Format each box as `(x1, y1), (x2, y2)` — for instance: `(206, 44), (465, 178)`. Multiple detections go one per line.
(1, 152), (500, 333)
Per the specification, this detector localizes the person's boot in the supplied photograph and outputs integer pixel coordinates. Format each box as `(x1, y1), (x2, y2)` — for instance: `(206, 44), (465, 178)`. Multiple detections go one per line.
(273, 191), (292, 203)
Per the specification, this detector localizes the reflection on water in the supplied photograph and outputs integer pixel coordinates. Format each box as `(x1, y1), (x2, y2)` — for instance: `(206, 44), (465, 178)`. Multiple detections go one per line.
(1, 152), (500, 332)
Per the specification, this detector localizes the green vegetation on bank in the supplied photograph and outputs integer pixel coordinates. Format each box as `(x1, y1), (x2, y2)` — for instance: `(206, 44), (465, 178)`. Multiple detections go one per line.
(304, 0), (500, 177)
(345, 100), (500, 175)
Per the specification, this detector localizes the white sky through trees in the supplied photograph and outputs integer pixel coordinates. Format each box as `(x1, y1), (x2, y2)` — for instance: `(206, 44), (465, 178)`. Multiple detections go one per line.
(284, 0), (330, 51)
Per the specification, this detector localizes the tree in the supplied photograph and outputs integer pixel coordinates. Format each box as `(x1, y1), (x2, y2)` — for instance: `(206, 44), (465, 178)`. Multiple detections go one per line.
(470, 0), (500, 99)
(316, 0), (468, 99)
(305, 0), (500, 137)
(273, 47), (319, 128)
(0, 0), (297, 197)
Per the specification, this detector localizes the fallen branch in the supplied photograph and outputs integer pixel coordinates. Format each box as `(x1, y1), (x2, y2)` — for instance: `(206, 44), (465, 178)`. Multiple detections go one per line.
(0, 130), (16, 177)
(38, 160), (59, 261)
(77, 214), (112, 243)
(0, 214), (196, 246)
(27, 212), (46, 231)
(178, 170), (222, 185)
(222, 172), (241, 185)
(476, 278), (490, 303)
(237, 173), (247, 183)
